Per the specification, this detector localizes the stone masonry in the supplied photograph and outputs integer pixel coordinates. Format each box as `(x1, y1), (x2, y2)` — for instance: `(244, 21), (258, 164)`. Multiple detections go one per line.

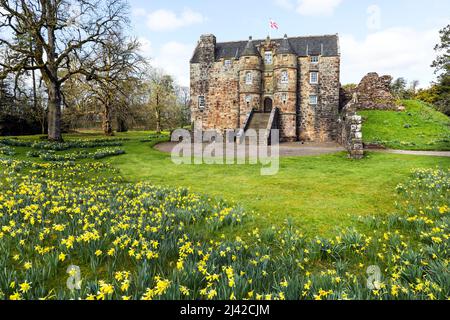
(190, 34), (341, 142)
(341, 72), (400, 111)
(338, 94), (364, 159)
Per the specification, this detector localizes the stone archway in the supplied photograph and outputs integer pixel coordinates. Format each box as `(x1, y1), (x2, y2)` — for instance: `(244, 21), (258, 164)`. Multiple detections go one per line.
(264, 97), (273, 113)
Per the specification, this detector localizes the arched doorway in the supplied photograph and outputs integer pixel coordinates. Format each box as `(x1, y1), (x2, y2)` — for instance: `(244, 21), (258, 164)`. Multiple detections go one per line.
(264, 97), (273, 113)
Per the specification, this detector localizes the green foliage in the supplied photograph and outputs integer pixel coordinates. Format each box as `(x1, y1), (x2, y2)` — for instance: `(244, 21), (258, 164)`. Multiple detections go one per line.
(427, 24), (450, 116)
(342, 83), (357, 90)
(26, 148), (125, 162)
(432, 24), (450, 80)
(30, 138), (127, 151)
(359, 100), (450, 150)
(0, 144), (15, 156)
(2, 131), (449, 239)
(0, 159), (448, 300)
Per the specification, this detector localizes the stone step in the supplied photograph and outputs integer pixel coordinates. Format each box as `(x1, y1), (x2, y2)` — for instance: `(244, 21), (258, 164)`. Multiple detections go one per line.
(247, 113), (271, 130)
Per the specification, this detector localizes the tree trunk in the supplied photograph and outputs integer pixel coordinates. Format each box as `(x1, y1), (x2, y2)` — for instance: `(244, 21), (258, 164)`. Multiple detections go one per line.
(155, 93), (161, 134)
(103, 103), (114, 136)
(117, 117), (128, 132)
(47, 81), (63, 141)
(155, 109), (161, 134)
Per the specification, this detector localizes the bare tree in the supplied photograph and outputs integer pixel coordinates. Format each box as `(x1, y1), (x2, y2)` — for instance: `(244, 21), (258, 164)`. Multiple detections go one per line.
(148, 70), (176, 134)
(84, 33), (146, 135)
(175, 85), (191, 127)
(410, 80), (420, 95)
(0, 0), (129, 141)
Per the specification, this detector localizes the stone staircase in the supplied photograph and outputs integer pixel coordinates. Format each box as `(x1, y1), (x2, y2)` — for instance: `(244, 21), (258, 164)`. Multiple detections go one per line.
(247, 113), (271, 131)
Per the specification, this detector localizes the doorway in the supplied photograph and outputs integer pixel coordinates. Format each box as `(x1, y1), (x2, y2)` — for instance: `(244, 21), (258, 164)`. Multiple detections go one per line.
(264, 97), (273, 113)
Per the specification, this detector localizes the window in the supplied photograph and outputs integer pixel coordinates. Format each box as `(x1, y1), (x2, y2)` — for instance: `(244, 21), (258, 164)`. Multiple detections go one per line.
(280, 71), (289, 84)
(281, 93), (288, 103)
(310, 56), (319, 63)
(309, 95), (318, 105)
(265, 51), (273, 65)
(224, 60), (232, 69)
(198, 96), (206, 109)
(245, 95), (252, 104)
(310, 72), (319, 84)
(245, 72), (253, 85)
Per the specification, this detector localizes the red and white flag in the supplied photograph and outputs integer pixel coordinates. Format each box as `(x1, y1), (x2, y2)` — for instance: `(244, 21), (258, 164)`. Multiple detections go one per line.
(269, 19), (279, 30)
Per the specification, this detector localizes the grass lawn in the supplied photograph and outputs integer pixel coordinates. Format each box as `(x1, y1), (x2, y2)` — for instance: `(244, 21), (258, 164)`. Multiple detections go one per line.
(5, 131), (450, 238)
(359, 100), (450, 151)
(107, 133), (450, 238)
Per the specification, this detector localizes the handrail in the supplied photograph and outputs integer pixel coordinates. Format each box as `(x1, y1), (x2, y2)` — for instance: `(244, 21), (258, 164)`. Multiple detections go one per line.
(265, 107), (279, 145)
(237, 108), (255, 144)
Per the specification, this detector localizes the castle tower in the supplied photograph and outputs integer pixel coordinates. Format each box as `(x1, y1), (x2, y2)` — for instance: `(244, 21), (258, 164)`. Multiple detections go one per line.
(191, 34), (216, 130)
(239, 36), (262, 125)
(274, 34), (298, 141)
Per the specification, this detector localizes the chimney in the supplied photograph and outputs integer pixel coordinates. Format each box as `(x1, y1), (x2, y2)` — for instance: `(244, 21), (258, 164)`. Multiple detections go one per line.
(198, 34), (216, 63)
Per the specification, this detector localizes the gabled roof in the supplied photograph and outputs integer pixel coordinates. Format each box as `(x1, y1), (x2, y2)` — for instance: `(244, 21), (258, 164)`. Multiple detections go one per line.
(191, 34), (339, 63)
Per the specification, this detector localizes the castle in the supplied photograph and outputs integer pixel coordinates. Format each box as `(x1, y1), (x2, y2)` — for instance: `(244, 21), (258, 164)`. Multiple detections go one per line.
(190, 34), (341, 142)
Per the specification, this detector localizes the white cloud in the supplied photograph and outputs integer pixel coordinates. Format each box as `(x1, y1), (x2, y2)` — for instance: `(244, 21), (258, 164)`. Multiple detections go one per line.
(132, 8), (147, 17)
(366, 5), (381, 31)
(146, 8), (204, 32)
(138, 37), (153, 57)
(274, 0), (294, 10)
(139, 39), (193, 87)
(340, 27), (440, 88)
(296, 0), (343, 16)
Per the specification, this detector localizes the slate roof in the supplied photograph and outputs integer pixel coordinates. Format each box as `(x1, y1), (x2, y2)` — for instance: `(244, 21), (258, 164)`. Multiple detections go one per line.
(191, 34), (339, 63)
(241, 36), (260, 57)
(277, 34), (295, 55)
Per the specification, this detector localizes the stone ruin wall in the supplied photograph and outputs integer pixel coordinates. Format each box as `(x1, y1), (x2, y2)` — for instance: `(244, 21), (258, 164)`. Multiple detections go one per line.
(341, 72), (401, 111)
(337, 98), (364, 159)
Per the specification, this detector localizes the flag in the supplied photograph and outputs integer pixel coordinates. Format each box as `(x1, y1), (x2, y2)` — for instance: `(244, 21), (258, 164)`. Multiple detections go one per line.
(269, 19), (279, 30)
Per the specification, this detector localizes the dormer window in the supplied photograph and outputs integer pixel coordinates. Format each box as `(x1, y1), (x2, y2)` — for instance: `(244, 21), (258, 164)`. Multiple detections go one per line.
(280, 70), (289, 84)
(198, 96), (206, 110)
(310, 56), (319, 63)
(265, 51), (273, 65)
(245, 72), (253, 84)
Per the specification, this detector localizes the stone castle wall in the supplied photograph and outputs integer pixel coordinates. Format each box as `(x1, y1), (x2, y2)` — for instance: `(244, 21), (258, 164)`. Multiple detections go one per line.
(298, 56), (340, 142)
(190, 34), (341, 142)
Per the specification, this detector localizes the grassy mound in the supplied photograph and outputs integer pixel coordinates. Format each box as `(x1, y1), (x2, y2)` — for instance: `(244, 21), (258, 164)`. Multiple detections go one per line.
(359, 100), (450, 151)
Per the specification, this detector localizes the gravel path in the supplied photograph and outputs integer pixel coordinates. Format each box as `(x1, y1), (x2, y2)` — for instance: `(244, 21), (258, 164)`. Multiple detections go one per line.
(155, 142), (450, 158)
(370, 149), (450, 157)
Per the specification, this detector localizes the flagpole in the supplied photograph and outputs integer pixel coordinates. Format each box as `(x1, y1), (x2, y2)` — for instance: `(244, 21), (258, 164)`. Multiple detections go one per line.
(269, 18), (271, 39)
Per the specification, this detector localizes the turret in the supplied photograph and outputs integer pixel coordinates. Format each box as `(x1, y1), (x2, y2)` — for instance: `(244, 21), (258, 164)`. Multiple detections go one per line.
(239, 36), (262, 114)
(274, 34), (297, 111)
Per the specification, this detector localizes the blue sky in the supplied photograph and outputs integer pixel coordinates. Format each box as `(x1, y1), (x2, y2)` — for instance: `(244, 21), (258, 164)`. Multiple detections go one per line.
(129, 0), (450, 87)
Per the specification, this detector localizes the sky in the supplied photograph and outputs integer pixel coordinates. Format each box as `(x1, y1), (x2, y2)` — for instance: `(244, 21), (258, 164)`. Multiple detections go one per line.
(128, 0), (450, 88)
